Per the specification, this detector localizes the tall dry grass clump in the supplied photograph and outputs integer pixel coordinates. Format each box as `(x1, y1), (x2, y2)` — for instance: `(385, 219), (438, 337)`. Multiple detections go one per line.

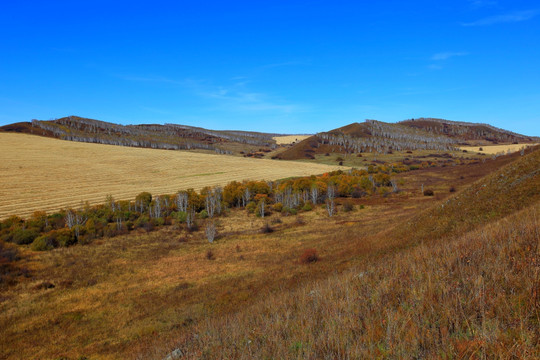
(161, 202), (539, 359)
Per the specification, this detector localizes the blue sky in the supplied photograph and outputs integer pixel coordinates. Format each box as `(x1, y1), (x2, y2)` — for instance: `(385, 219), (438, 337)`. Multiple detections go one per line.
(0, 1), (539, 135)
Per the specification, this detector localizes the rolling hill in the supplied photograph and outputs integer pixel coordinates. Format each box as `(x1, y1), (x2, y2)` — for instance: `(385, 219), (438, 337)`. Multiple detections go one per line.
(0, 116), (286, 155)
(276, 118), (538, 160)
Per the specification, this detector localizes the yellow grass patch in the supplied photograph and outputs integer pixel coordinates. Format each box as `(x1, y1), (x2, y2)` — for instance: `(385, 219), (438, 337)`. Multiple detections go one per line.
(273, 135), (311, 145)
(0, 133), (342, 219)
(460, 143), (537, 154)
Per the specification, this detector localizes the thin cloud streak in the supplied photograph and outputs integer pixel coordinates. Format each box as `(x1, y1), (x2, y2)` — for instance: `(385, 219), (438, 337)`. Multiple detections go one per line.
(462, 10), (538, 26)
(198, 86), (303, 114)
(468, 0), (498, 9)
(115, 74), (185, 85)
(431, 52), (468, 61)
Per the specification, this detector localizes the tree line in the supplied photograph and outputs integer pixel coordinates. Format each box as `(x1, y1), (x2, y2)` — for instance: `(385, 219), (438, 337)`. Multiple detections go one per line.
(0, 165), (407, 252)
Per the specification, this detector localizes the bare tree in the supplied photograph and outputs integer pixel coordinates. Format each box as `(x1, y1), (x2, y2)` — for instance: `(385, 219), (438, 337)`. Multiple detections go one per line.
(242, 187), (251, 207)
(153, 196), (162, 218)
(391, 180), (399, 193)
(176, 191), (188, 212)
(311, 184), (319, 204)
(65, 209), (87, 238)
(326, 184), (336, 217)
(186, 207), (196, 230)
(205, 221), (216, 243)
(259, 198), (265, 218)
(205, 188), (222, 218)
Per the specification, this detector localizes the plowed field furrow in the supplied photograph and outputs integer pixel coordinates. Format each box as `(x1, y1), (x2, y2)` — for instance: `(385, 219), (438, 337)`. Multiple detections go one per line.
(0, 133), (343, 218)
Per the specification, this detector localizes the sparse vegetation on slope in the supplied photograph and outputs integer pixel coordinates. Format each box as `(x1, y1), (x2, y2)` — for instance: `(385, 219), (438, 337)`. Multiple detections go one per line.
(167, 201), (539, 359)
(25, 116), (282, 154)
(386, 145), (540, 247)
(277, 119), (538, 160)
(399, 117), (539, 144)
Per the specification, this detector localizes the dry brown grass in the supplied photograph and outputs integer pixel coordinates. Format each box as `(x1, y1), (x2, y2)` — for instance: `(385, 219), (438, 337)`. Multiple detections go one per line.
(156, 201), (540, 360)
(460, 143), (537, 154)
(0, 197), (420, 360)
(273, 135), (311, 145)
(0, 133), (343, 219)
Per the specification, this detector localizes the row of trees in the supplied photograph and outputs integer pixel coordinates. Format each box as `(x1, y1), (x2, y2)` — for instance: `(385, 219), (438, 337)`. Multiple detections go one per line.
(317, 120), (459, 154)
(0, 166), (403, 252)
(399, 118), (537, 143)
(31, 117), (234, 154)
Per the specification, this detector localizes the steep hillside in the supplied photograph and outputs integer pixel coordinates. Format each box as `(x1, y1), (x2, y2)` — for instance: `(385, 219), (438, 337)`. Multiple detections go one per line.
(385, 144), (540, 247)
(277, 119), (538, 160)
(1, 116), (283, 155)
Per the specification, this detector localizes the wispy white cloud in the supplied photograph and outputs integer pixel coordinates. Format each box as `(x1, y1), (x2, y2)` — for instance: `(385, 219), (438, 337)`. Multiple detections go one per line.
(198, 86), (301, 113)
(260, 60), (309, 69)
(115, 74), (185, 85)
(117, 74), (306, 115)
(428, 64), (443, 70)
(462, 9), (538, 26)
(431, 52), (468, 61)
(468, 0), (498, 9)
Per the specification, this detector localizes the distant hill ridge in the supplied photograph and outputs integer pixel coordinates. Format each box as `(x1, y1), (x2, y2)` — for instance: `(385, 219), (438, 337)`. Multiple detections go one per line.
(0, 116), (285, 155)
(276, 118), (538, 160)
(1, 116), (537, 158)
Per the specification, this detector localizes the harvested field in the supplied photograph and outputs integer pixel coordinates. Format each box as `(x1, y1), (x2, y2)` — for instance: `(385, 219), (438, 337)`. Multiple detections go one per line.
(273, 135), (311, 145)
(0, 133), (343, 219)
(460, 143), (537, 154)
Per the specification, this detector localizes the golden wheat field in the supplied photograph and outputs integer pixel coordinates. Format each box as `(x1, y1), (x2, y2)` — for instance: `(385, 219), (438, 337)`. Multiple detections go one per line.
(459, 143), (537, 154)
(272, 135), (311, 144)
(0, 133), (343, 219)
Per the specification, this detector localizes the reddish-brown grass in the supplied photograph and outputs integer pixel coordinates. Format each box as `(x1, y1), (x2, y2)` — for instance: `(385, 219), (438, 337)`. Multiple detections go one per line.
(155, 201), (540, 359)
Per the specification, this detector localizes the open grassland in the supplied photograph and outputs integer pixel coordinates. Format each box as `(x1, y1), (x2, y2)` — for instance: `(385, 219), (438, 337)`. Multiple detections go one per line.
(0, 133), (343, 219)
(1, 148), (537, 359)
(273, 135), (311, 145)
(460, 143), (537, 154)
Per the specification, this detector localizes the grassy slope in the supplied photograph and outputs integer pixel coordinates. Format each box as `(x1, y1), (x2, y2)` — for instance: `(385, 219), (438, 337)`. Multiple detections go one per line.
(170, 200), (539, 359)
(385, 145), (540, 248)
(151, 147), (540, 359)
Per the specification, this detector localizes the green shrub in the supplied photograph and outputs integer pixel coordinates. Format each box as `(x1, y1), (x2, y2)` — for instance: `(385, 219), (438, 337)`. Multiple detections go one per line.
(302, 203), (313, 212)
(134, 215), (150, 229)
(174, 211), (188, 223)
(198, 210), (209, 219)
(283, 207), (297, 216)
(135, 192), (152, 208)
(272, 203), (283, 212)
(152, 217), (165, 227)
(12, 228), (38, 245)
(55, 229), (76, 247)
(104, 223), (119, 237)
(31, 235), (56, 251)
(246, 202), (257, 214)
